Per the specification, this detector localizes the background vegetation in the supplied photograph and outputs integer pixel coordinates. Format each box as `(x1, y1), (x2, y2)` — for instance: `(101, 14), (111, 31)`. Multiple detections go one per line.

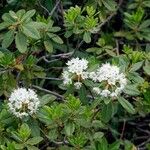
(0, 0), (150, 149)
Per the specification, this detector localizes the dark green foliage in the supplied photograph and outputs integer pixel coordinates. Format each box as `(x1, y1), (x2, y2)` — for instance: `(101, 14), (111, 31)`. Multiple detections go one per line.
(0, 0), (150, 150)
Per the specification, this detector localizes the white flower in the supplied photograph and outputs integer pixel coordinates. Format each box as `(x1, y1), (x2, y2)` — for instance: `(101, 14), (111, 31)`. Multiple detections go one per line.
(66, 57), (88, 75)
(90, 63), (127, 98)
(62, 58), (89, 89)
(93, 87), (101, 94)
(89, 72), (97, 82)
(95, 63), (120, 83)
(62, 71), (72, 85)
(8, 88), (40, 118)
(81, 72), (88, 79)
(74, 82), (82, 89)
(110, 92), (118, 98)
(100, 89), (111, 97)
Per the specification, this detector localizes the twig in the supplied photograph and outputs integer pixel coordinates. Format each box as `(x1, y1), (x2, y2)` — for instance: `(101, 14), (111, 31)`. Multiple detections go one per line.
(32, 85), (64, 99)
(116, 39), (119, 56)
(43, 57), (60, 63)
(49, 0), (61, 16)
(71, 40), (84, 56)
(138, 138), (150, 147)
(38, 0), (51, 15)
(120, 119), (126, 139)
(91, 107), (101, 121)
(53, 140), (69, 145)
(51, 40), (84, 58)
(51, 51), (73, 58)
(136, 127), (150, 135)
(35, 77), (62, 81)
(134, 136), (149, 140)
(0, 69), (11, 74)
(16, 53), (30, 84)
(97, 12), (117, 29)
(119, 40), (150, 46)
(97, 0), (123, 29)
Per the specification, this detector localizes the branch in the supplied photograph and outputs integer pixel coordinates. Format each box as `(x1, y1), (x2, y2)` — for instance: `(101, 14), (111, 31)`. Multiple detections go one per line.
(35, 77), (62, 81)
(38, 0), (51, 15)
(97, 0), (123, 29)
(43, 57), (59, 63)
(51, 51), (73, 58)
(0, 69), (11, 74)
(120, 119), (126, 139)
(32, 85), (64, 99)
(49, 0), (61, 16)
(116, 39), (119, 56)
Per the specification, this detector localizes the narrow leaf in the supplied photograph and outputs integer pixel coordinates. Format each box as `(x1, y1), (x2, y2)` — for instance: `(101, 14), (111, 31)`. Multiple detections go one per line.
(64, 122), (75, 136)
(15, 32), (27, 53)
(2, 30), (14, 48)
(118, 97), (135, 114)
(26, 137), (43, 145)
(21, 9), (36, 22)
(83, 32), (91, 43)
(22, 24), (40, 39)
(44, 41), (53, 53)
(0, 22), (10, 31)
(47, 33), (63, 44)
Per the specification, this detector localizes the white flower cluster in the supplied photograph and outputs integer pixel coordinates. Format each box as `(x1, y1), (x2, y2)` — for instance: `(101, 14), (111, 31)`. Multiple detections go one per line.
(62, 58), (127, 98)
(8, 88), (40, 118)
(62, 58), (89, 89)
(90, 63), (127, 98)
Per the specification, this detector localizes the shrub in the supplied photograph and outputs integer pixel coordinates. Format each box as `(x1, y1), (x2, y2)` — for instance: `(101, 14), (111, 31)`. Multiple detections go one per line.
(0, 0), (150, 149)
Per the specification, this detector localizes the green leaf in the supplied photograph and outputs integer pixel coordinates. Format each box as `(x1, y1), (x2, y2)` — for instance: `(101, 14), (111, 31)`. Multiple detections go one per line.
(124, 84), (140, 96)
(48, 27), (61, 32)
(0, 22), (11, 31)
(19, 123), (31, 140)
(27, 145), (39, 150)
(22, 24), (40, 39)
(78, 86), (87, 104)
(44, 41), (53, 53)
(102, 0), (116, 11)
(83, 32), (91, 43)
(86, 47), (101, 53)
(130, 61), (143, 72)
(21, 9), (36, 22)
(26, 137), (43, 145)
(118, 97), (135, 114)
(40, 94), (56, 106)
(28, 120), (41, 137)
(139, 19), (150, 29)
(94, 132), (104, 141)
(92, 120), (106, 128)
(15, 143), (25, 149)
(143, 1), (150, 7)
(143, 61), (150, 75)
(96, 138), (108, 150)
(2, 30), (14, 48)
(2, 13), (15, 23)
(9, 10), (18, 19)
(47, 129), (58, 140)
(64, 122), (75, 136)
(0, 51), (4, 58)
(47, 33), (63, 44)
(109, 141), (121, 150)
(101, 103), (115, 123)
(15, 32), (27, 53)
(16, 9), (26, 19)
(64, 30), (73, 38)
(27, 22), (47, 29)
(105, 49), (116, 56)
(37, 106), (53, 125)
